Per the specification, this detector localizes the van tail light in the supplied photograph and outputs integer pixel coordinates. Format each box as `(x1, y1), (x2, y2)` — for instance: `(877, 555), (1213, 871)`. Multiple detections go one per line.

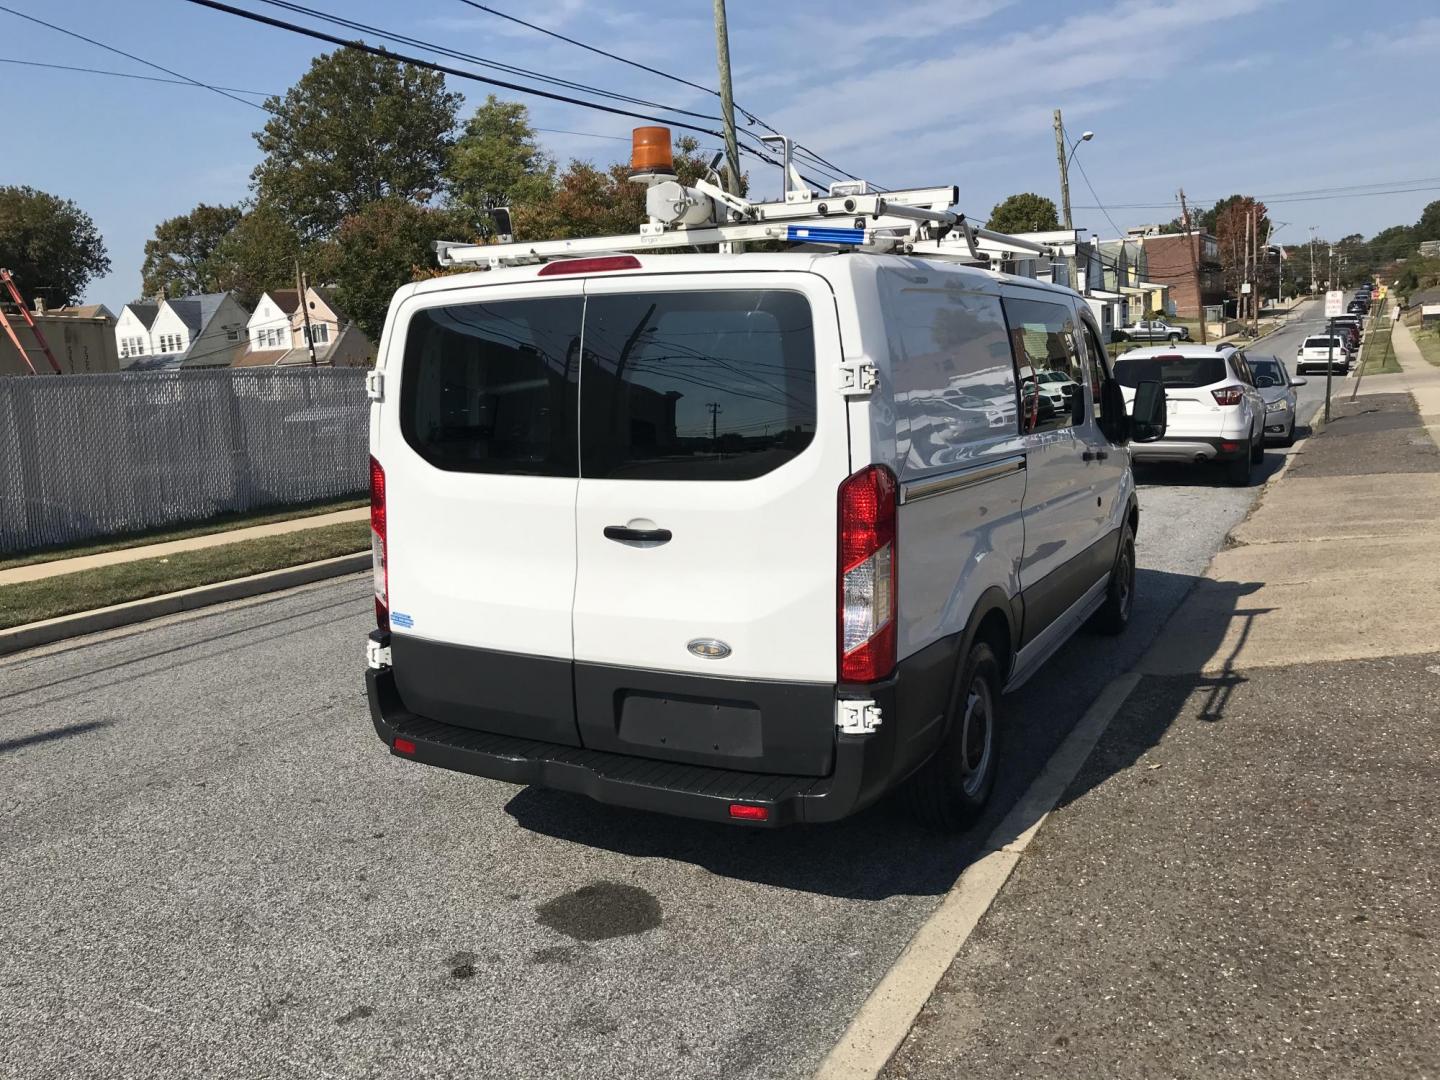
(838, 465), (898, 683)
(1211, 386), (1244, 406)
(370, 455), (388, 631)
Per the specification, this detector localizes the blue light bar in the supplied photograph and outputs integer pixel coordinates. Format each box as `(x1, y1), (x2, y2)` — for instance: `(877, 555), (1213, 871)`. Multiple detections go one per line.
(786, 225), (865, 245)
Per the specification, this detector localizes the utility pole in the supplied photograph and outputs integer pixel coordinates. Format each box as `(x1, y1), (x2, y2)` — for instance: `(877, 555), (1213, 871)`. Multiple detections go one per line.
(1179, 188), (1207, 344)
(712, 0), (742, 199)
(707, 401), (722, 444)
(1309, 225), (1318, 294)
(295, 258), (317, 367)
(1053, 109), (1073, 230)
(1243, 206), (1252, 327)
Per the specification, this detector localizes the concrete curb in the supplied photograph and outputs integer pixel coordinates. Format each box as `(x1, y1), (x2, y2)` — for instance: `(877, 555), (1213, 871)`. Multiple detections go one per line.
(0, 552), (369, 657)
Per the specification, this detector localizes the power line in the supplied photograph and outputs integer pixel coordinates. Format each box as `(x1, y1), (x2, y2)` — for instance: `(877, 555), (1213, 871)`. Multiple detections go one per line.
(0, 56), (273, 94)
(179, 0), (832, 189)
(0, 3), (268, 113)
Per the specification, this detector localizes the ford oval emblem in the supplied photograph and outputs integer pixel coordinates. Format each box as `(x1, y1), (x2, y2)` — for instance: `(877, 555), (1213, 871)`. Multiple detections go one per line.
(687, 638), (732, 660)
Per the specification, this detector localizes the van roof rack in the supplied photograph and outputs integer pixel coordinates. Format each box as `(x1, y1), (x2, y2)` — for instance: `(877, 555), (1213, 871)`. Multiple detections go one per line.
(434, 128), (1056, 272)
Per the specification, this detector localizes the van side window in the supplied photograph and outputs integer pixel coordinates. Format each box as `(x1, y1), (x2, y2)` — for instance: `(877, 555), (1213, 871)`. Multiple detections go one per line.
(580, 290), (816, 481)
(399, 297), (582, 477)
(1002, 297), (1086, 435)
(1079, 322), (1109, 424)
(877, 269), (1017, 474)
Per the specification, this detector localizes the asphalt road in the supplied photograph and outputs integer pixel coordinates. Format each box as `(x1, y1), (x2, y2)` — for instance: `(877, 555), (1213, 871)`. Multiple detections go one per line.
(0, 307), (1330, 1080)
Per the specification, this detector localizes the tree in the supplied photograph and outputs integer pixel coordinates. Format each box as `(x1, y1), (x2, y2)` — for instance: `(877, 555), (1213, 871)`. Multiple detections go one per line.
(203, 201), (326, 308)
(1370, 224), (1415, 264)
(985, 193), (1059, 233)
(446, 95), (555, 233)
(252, 50), (462, 239)
(333, 199), (461, 339)
(1415, 199), (1440, 243)
(512, 136), (719, 242)
(140, 203), (244, 298)
(0, 185), (110, 306)
(1210, 195), (1270, 302)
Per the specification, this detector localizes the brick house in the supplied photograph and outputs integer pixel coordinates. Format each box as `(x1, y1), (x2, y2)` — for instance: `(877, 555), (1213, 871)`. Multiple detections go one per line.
(1133, 232), (1224, 319)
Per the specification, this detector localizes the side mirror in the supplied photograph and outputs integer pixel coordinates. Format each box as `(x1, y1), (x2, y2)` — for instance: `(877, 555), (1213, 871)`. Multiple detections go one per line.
(1130, 380), (1167, 442)
(1254, 375), (1276, 388)
(1290, 376), (1308, 387)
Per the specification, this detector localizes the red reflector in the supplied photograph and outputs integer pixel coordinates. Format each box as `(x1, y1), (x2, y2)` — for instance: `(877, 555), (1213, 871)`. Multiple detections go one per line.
(538, 255), (642, 276)
(729, 803), (770, 821)
(1220, 441), (1239, 452)
(393, 737), (417, 756)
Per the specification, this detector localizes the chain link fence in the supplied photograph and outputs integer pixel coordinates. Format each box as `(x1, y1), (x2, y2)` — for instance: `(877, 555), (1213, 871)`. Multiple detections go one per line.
(0, 368), (369, 554)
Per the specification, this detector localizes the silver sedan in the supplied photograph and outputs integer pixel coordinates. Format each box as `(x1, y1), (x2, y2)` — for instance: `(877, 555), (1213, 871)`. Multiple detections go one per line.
(1247, 355), (1307, 447)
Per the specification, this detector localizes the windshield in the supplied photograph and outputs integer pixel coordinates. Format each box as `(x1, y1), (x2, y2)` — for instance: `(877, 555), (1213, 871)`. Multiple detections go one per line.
(1113, 353), (1227, 389)
(1249, 359), (1284, 383)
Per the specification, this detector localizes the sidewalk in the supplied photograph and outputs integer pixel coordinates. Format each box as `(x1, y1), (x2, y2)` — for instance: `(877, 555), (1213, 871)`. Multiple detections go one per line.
(0, 507), (367, 587)
(882, 389), (1440, 1076)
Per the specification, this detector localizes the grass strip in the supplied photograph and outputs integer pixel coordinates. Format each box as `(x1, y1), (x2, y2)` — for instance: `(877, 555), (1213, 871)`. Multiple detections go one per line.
(0, 497), (366, 572)
(0, 520), (370, 630)
(1412, 323), (1440, 368)
(1360, 319), (1401, 376)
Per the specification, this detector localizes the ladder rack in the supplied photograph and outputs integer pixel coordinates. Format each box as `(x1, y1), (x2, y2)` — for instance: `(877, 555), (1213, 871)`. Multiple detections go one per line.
(435, 177), (1057, 273)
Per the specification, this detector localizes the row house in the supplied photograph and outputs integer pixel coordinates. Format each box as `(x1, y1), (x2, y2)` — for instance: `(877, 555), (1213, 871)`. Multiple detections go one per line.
(115, 292), (249, 369)
(238, 286), (371, 368)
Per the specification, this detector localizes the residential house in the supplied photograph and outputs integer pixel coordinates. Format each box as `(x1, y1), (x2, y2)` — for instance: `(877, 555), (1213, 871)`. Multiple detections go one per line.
(115, 301), (160, 366)
(141, 292), (251, 369)
(53, 303), (116, 320)
(238, 285), (372, 367)
(1130, 229), (1224, 319)
(1099, 238), (1170, 319)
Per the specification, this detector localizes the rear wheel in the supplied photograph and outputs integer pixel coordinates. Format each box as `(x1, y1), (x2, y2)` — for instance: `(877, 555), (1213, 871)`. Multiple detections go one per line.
(904, 641), (1001, 831)
(1090, 525), (1135, 636)
(1227, 441), (1253, 485)
(1250, 433), (1264, 463)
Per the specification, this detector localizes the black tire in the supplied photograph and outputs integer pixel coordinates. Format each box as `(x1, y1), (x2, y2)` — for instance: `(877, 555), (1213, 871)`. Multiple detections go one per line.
(1227, 441), (1253, 485)
(1090, 525), (1135, 636)
(903, 641), (1001, 832)
(1279, 417), (1295, 448)
(1167, 332), (1181, 343)
(1250, 434), (1264, 463)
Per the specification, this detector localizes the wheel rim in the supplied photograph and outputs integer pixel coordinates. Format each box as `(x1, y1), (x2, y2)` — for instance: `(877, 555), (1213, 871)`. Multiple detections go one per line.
(959, 677), (994, 798)
(1117, 545), (1134, 619)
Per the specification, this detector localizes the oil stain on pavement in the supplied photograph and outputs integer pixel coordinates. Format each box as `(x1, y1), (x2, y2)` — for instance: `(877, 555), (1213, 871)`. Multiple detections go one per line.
(536, 881), (662, 941)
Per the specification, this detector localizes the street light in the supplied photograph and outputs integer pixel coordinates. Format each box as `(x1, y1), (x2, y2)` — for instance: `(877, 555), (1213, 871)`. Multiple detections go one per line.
(1066, 130), (1095, 166)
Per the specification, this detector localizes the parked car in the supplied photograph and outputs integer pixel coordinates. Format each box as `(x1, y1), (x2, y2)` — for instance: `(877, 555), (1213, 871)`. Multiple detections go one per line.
(1114, 345), (1266, 484)
(1115, 318), (1190, 342)
(364, 252), (1168, 830)
(1246, 355), (1307, 447)
(1347, 300), (1369, 315)
(1296, 334), (1352, 374)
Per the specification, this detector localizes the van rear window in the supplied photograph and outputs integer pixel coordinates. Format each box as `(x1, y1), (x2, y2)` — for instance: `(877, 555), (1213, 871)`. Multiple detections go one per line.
(580, 290), (816, 480)
(1113, 354), (1226, 388)
(399, 289), (816, 481)
(400, 297), (582, 476)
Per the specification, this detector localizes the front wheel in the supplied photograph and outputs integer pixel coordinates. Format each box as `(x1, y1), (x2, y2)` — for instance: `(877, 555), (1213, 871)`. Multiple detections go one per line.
(903, 641), (1001, 831)
(1279, 417), (1296, 448)
(1167, 332), (1181, 343)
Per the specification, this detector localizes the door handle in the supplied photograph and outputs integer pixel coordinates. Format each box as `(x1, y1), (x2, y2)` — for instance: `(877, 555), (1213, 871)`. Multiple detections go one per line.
(1082, 450), (1109, 462)
(604, 525), (672, 544)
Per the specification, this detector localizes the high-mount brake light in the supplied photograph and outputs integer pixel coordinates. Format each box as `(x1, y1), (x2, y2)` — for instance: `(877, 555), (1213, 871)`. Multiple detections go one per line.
(370, 455), (388, 631)
(537, 255), (643, 277)
(1211, 386), (1244, 406)
(838, 465), (898, 683)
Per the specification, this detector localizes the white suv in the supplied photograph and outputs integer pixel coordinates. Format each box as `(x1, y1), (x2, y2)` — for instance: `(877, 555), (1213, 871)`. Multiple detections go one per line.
(1115, 345), (1267, 484)
(1296, 334), (1352, 375)
(364, 253), (1167, 830)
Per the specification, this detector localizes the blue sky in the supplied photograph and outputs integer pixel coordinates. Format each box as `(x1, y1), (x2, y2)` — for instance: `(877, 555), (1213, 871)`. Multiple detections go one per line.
(5, 0), (1440, 312)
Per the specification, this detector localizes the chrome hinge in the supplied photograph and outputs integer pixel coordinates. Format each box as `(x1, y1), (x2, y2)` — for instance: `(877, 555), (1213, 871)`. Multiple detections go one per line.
(365, 369), (384, 401)
(836, 698), (882, 735)
(838, 357), (877, 396)
(366, 638), (392, 670)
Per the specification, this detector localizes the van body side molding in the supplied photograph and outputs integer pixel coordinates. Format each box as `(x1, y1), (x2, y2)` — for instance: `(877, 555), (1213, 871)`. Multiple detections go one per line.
(899, 454), (1027, 505)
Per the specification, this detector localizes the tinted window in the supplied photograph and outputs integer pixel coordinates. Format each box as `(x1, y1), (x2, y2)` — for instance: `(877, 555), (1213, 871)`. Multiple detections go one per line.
(1003, 296), (1086, 434)
(1249, 358), (1284, 384)
(400, 297), (581, 476)
(581, 290), (816, 480)
(1114, 354), (1227, 388)
(1303, 336), (1342, 348)
(878, 269), (1017, 473)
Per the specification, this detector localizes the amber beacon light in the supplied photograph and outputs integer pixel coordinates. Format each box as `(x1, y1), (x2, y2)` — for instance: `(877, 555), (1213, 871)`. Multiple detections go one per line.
(630, 126), (675, 178)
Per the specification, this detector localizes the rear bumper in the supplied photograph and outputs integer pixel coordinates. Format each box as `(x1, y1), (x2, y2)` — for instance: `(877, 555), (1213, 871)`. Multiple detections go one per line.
(365, 635), (958, 827)
(1131, 435), (1248, 463)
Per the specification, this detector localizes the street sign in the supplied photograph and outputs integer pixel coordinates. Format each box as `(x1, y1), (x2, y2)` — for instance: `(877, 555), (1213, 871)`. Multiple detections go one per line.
(1325, 289), (1345, 317)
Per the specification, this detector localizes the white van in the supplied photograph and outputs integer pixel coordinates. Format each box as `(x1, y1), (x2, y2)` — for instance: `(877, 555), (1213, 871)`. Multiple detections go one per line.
(365, 252), (1167, 829)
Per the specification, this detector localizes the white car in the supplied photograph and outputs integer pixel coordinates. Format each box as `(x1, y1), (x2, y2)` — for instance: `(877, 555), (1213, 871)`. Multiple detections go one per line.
(364, 251), (1168, 831)
(1296, 334), (1352, 375)
(1114, 345), (1267, 484)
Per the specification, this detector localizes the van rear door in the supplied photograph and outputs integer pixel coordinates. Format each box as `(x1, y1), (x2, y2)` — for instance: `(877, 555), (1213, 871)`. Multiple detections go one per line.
(380, 280), (585, 746)
(570, 273), (850, 775)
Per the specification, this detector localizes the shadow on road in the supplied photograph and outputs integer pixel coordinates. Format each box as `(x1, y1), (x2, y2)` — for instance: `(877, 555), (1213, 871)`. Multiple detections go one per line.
(0, 718), (112, 754)
(1134, 451), (1287, 488)
(507, 567), (1255, 902)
